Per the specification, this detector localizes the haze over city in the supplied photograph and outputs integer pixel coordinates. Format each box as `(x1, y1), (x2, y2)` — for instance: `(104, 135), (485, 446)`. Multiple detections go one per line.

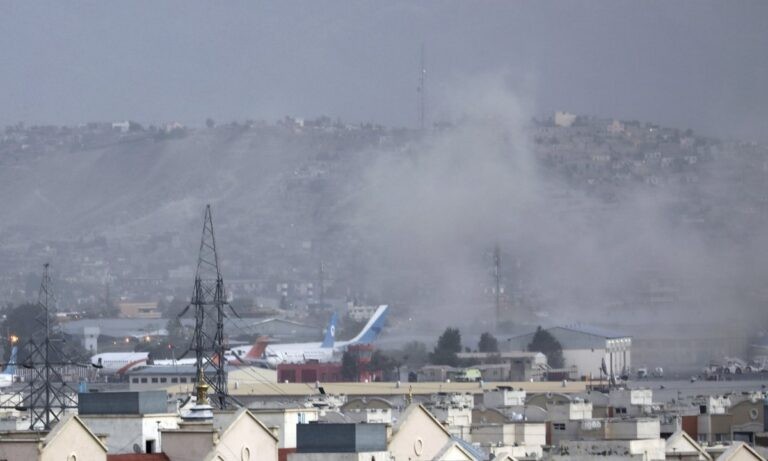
(1, 3), (768, 460)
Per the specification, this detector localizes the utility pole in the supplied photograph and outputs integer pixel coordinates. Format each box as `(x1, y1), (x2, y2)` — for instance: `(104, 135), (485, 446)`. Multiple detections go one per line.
(417, 44), (426, 131)
(183, 205), (240, 409)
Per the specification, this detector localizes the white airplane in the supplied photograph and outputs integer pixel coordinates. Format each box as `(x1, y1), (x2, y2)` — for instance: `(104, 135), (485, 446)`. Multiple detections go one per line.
(90, 351), (149, 374)
(229, 305), (389, 368)
(0, 347), (18, 388)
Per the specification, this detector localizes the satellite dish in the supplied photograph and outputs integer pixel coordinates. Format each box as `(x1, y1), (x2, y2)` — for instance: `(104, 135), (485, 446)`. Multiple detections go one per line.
(133, 443), (141, 453)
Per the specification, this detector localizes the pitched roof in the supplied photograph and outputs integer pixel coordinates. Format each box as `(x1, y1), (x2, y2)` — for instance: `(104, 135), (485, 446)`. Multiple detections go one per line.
(44, 414), (108, 453)
(434, 439), (479, 461)
(394, 404), (452, 439)
(666, 430), (712, 460)
(216, 407), (279, 443)
(555, 324), (630, 339)
(453, 436), (487, 460)
(716, 442), (766, 461)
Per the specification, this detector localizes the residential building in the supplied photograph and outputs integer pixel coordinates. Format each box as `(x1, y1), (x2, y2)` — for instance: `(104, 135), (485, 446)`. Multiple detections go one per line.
(0, 414), (108, 461)
(289, 422), (390, 461)
(161, 408), (279, 461)
(78, 391), (178, 454)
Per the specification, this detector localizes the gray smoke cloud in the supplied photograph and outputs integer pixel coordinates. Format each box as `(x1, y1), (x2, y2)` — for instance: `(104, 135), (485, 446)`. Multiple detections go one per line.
(350, 74), (767, 336)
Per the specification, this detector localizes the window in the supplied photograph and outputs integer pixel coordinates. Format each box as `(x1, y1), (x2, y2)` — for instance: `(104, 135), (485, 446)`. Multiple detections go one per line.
(141, 378), (147, 383)
(553, 423), (566, 431)
(160, 377), (167, 383)
(180, 377), (187, 383)
(151, 378), (158, 383)
(615, 407), (627, 415)
(699, 405), (707, 415)
(132, 378), (139, 383)
(171, 377), (178, 383)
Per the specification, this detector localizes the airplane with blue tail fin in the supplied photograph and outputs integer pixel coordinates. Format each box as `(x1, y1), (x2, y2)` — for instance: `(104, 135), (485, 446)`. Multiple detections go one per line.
(227, 305), (388, 367)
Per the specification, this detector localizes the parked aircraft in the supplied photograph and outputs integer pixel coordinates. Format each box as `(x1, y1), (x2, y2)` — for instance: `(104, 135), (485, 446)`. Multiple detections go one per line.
(229, 305), (388, 368)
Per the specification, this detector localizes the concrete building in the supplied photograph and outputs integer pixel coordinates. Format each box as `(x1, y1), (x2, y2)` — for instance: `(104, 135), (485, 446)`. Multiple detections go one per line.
(78, 391), (178, 454)
(555, 111), (577, 128)
(551, 418), (665, 460)
(425, 393), (474, 439)
(0, 414), (108, 461)
(710, 442), (767, 461)
(387, 404), (459, 461)
(471, 422), (545, 459)
(666, 430), (712, 460)
(248, 407), (320, 451)
(161, 408), (279, 461)
(119, 302), (162, 319)
(457, 351), (548, 381)
(289, 423), (390, 461)
(505, 325), (632, 379)
(341, 398), (393, 424)
(608, 388), (654, 417)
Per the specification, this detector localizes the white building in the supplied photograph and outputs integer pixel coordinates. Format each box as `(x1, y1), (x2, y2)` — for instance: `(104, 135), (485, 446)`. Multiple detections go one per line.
(505, 325), (632, 379)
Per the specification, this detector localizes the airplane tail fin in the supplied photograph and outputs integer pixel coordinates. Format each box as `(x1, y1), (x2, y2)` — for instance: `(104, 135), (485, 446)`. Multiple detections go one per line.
(348, 305), (388, 345)
(321, 312), (338, 348)
(3, 347), (16, 375)
(246, 336), (270, 359)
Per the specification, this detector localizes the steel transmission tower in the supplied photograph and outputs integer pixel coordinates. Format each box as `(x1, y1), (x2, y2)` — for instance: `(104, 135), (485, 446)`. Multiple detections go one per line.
(21, 263), (78, 430)
(184, 205), (239, 409)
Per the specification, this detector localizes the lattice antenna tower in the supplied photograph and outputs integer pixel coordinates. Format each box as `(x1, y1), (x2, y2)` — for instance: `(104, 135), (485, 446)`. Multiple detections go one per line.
(185, 205), (239, 409)
(22, 263), (78, 430)
(493, 245), (502, 327)
(417, 43), (427, 131)
(317, 261), (325, 307)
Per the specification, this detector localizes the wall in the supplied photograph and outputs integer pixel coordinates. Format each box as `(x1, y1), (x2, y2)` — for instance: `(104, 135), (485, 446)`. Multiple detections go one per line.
(252, 409), (319, 449)
(290, 452), (390, 461)
(41, 419), (108, 461)
(81, 413), (178, 454)
(162, 428), (215, 461)
(388, 407), (452, 461)
(0, 441), (38, 461)
(211, 413), (278, 461)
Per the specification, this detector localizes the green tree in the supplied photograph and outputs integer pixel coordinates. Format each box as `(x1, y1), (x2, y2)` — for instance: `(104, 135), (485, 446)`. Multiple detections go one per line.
(430, 328), (462, 367)
(341, 351), (359, 381)
(478, 332), (499, 353)
(527, 326), (564, 369)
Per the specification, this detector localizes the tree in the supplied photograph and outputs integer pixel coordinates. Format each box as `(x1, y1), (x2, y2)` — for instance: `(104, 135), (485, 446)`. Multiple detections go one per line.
(1, 303), (87, 363)
(478, 332), (499, 353)
(430, 328), (462, 367)
(396, 341), (429, 368)
(527, 326), (564, 369)
(205, 118), (216, 128)
(368, 350), (398, 381)
(341, 351), (359, 381)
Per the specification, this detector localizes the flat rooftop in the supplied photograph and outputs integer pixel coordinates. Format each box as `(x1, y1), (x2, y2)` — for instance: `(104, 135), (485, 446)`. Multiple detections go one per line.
(162, 380), (587, 397)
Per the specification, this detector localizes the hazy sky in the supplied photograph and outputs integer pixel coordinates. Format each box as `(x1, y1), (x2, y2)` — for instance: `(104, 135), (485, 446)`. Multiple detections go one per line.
(1, 1), (767, 141)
